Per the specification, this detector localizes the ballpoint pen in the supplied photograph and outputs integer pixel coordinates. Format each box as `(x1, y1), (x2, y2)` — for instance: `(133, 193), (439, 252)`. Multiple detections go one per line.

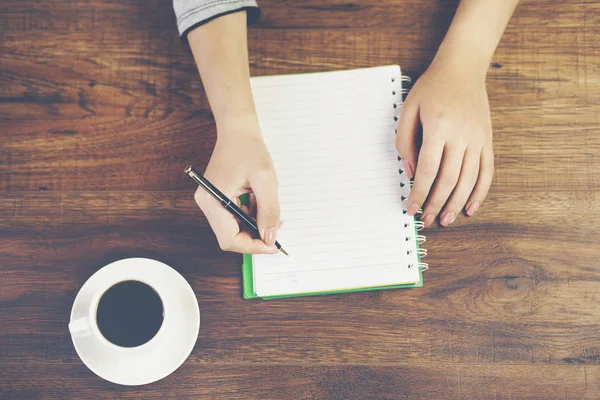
(185, 165), (289, 256)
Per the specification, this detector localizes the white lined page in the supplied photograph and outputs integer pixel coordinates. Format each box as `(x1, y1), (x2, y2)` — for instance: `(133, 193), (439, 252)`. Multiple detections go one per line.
(250, 66), (420, 297)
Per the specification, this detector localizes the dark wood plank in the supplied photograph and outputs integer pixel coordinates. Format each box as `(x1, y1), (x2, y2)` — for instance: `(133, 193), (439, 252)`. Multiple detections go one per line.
(2, 108), (599, 192)
(2, 0), (600, 398)
(2, 364), (600, 400)
(257, 0), (600, 30)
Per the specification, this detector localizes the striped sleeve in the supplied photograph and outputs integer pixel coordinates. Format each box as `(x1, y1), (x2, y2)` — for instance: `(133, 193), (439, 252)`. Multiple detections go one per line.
(173, 0), (260, 39)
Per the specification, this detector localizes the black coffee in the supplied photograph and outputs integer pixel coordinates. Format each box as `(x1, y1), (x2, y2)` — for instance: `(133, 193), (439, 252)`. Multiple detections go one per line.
(96, 280), (164, 348)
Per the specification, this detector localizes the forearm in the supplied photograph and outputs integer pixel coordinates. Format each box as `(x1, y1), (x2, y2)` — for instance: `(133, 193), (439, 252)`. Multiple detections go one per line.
(187, 11), (258, 134)
(433, 0), (520, 78)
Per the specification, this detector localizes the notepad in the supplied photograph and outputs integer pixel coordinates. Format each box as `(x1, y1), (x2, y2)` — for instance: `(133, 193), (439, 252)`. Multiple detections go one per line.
(243, 65), (428, 299)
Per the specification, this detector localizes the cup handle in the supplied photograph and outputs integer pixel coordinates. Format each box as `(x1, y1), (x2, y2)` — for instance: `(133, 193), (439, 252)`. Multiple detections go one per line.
(69, 317), (92, 338)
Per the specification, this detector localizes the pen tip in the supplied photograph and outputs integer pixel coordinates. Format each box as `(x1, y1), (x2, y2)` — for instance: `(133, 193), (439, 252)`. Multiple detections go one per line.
(184, 165), (192, 174)
(279, 247), (289, 257)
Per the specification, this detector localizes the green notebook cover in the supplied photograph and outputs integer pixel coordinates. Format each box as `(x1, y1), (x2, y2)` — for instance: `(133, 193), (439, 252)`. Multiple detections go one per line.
(242, 220), (424, 300)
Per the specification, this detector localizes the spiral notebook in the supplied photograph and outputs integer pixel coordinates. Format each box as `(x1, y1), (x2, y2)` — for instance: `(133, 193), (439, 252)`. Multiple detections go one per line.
(243, 65), (428, 299)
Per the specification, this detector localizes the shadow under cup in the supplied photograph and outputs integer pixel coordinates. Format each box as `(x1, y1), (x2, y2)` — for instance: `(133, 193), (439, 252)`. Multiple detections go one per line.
(96, 280), (164, 348)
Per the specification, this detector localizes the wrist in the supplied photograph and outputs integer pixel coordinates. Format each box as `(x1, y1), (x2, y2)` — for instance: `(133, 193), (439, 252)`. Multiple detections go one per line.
(432, 38), (491, 82)
(216, 112), (262, 139)
(431, 0), (516, 81)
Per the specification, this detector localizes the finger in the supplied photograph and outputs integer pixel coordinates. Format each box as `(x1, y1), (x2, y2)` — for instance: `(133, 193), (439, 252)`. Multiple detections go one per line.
(405, 137), (444, 216)
(195, 187), (240, 249)
(198, 196), (278, 254)
(249, 168), (281, 246)
(439, 147), (480, 226)
(421, 145), (465, 227)
(395, 96), (420, 178)
(225, 230), (280, 254)
(238, 195), (281, 241)
(465, 144), (495, 216)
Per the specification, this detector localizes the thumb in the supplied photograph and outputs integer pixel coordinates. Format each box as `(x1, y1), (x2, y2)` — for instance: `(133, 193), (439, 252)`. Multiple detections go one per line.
(249, 169), (281, 246)
(395, 98), (420, 179)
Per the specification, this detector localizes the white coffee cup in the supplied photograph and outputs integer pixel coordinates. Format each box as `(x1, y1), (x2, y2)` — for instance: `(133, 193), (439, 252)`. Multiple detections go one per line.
(69, 258), (200, 386)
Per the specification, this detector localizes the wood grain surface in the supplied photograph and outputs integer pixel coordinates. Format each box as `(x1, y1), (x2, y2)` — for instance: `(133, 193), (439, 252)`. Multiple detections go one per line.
(1, 0), (600, 399)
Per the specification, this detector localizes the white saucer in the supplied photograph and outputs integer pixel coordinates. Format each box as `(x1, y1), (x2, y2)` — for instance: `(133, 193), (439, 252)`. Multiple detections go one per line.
(70, 258), (200, 386)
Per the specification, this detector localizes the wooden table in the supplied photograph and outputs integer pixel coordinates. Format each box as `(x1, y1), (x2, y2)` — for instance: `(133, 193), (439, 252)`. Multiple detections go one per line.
(2, 0), (599, 398)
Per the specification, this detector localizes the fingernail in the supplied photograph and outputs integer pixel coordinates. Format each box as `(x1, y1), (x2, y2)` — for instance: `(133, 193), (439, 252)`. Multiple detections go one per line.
(279, 220), (284, 228)
(441, 212), (456, 226)
(407, 203), (420, 216)
(264, 227), (278, 246)
(467, 202), (480, 216)
(404, 162), (414, 179)
(422, 214), (435, 228)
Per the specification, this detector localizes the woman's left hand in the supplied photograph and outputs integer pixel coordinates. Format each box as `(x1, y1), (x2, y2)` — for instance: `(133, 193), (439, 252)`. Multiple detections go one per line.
(396, 59), (495, 228)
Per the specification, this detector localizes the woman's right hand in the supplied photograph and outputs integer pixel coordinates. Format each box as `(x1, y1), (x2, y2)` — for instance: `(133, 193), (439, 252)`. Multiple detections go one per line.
(186, 11), (281, 253)
(194, 120), (281, 254)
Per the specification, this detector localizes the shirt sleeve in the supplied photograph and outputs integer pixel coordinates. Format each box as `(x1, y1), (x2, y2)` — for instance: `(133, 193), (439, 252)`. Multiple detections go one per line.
(173, 0), (260, 39)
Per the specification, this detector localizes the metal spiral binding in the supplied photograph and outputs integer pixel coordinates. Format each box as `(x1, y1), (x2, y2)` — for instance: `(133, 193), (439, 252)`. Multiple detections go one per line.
(394, 73), (428, 273)
(406, 248), (428, 257)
